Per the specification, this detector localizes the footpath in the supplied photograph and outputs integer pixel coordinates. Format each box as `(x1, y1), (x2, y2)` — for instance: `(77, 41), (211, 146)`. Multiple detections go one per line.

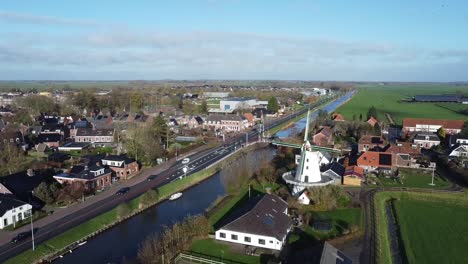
(0, 143), (215, 246)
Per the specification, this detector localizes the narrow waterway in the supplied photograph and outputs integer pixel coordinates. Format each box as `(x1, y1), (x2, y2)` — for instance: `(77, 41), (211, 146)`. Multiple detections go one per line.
(56, 147), (277, 264)
(55, 92), (353, 263)
(276, 91), (354, 139)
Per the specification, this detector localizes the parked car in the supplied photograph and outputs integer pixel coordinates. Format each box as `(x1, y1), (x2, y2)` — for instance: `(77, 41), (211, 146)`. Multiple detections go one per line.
(116, 187), (130, 195)
(11, 232), (31, 244)
(147, 175), (157, 181)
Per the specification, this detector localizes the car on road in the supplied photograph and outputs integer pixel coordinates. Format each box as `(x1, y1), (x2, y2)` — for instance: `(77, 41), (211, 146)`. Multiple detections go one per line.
(147, 175), (157, 181)
(116, 187), (130, 195)
(10, 232), (31, 244)
(181, 158), (190, 164)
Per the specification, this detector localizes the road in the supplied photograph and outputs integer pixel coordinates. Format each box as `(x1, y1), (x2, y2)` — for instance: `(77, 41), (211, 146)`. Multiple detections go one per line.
(0, 92), (353, 262)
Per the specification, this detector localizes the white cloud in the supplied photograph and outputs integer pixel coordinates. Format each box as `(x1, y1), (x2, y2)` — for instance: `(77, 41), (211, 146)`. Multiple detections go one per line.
(0, 30), (467, 81)
(0, 10), (98, 26)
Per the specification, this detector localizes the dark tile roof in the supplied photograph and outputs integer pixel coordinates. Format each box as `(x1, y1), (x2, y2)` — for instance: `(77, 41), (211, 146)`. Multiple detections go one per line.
(219, 194), (291, 240)
(0, 195), (28, 216)
(57, 166), (110, 181)
(321, 162), (345, 176)
(37, 133), (61, 143)
(76, 128), (114, 137)
(0, 170), (47, 202)
(414, 133), (440, 141)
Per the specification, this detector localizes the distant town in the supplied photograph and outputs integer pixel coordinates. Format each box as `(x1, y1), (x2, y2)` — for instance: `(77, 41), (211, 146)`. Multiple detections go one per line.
(0, 80), (467, 264)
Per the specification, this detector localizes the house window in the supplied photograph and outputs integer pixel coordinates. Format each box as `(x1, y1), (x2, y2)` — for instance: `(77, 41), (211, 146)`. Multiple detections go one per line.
(244, 236), (251, 243)
(270, 240), (273, 243)
(219, 232), (226, 238)
(231, 234), (238, 240)
(258, 239), (265, 245)
(306, 166), (309, 170)
(4, 219), (8, 226)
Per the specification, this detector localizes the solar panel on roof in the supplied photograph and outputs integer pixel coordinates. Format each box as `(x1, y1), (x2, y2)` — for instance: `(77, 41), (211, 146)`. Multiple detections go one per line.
(379, 153), (392, 166)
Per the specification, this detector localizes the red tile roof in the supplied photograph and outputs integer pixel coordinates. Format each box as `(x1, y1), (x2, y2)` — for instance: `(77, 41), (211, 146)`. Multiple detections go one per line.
(332, 113), (345, 121)
(344, 166), (364, 178)
(402, 118), (464, 130)
(357, 151), (393, 168)
(367, 116), (378, 127)
(243, 113), (254, 123)
(385, 142), (421, 156)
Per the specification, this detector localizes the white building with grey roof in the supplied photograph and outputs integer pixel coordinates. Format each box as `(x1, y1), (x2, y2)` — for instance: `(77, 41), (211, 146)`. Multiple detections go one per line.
(215, 194), (292, 250)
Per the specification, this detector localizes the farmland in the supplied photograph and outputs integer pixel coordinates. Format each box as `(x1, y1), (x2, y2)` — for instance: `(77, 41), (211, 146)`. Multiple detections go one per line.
(336, 84), (468, 125)
(375, 191), (468, 264)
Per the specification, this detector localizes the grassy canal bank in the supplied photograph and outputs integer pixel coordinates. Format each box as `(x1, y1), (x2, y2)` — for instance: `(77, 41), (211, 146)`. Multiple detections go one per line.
(6, 143), (270, 264)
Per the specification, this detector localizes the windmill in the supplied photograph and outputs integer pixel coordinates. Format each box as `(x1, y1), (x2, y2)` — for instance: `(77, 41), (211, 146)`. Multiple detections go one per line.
(272, 109), (345, 196)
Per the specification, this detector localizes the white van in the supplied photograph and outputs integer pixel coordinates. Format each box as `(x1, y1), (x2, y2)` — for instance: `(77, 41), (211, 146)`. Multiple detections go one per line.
(182, 158), (190, 164)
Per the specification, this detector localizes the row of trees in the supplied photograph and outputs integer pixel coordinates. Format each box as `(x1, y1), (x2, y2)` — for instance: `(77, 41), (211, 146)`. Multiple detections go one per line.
(124, 116), (168, 166)
(137, 215), (210, 264)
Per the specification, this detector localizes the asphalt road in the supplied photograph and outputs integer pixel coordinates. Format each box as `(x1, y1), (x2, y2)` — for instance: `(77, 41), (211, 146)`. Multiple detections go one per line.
(0, 97), (319, 263)
(0, 91), (359, 262)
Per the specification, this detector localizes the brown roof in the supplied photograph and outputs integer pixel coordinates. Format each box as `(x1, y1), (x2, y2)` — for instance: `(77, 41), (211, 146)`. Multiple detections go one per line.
(385, 142), (421, 156)
(219, 194), (291, 240)
(359, 135), (384, 145)
(357, 151), (393, 168)
(367, 116), (378, 127)
(243, 113), (254, 123)
(332, 113), (345, 121)
(344, 166), (364, 178)
(402, 118), (464, 130)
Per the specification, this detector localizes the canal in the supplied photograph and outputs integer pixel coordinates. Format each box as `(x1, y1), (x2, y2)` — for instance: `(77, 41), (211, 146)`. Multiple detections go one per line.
(55, 92), (354, 263)
(276, 91), (354, 139)
(56, 147), (277, 264)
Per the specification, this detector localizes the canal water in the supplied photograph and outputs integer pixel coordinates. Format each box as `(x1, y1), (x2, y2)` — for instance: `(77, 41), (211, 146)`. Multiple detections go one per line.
(55, 92), (353, 263)
(276, 91), (354, 139)
(56, 147), (277, 264)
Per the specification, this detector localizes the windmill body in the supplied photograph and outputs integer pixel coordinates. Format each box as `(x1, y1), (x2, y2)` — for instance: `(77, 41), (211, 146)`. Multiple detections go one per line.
(276, 110), (341, 196)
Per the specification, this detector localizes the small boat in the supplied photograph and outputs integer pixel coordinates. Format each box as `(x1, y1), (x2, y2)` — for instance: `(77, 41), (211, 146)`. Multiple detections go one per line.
(169, 192), (183, 200)
(78, 241), (87, 246)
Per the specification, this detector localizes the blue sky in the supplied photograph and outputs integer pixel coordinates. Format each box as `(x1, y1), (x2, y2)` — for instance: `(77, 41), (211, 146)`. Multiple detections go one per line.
(1, 0), (467, 81)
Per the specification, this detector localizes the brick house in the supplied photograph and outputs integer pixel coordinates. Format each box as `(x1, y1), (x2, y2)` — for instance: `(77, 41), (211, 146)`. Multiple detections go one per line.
(204, 115), (247, 132)
(343, 166), (364, 186)
(358, 135), (385, 152)
(357, 151), (393, 172)
(101, 155), (139, 180)
(402, 118), (464, 135)
(312, 126), (333, 147)
(75, 128), (114, 144)
(385, 142), (421, 167)
(53, 165), (112, 192)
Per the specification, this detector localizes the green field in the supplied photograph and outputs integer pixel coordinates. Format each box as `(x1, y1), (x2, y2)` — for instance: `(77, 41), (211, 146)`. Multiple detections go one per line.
(0, 81), (131, 91)
(395, 195), (468, 264)
(336, 85), (468, 125)
(377, 168), (451, 189)
(304, 208), (362, 240)
(374, 191), (468, 264)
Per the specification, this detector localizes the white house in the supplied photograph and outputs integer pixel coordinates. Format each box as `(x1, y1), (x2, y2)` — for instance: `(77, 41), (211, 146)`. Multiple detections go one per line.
(413, 133), (440, 149)
(215, 194), (292, 251)
(220, 98), (268, 111)
(449, 145), (468, 158)
(298, 191), (310, 205)
(0, 196), (33, 229)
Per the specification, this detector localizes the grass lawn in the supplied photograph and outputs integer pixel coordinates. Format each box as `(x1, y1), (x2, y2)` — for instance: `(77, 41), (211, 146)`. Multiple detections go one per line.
(336, 85), (468, 125)
(377, 168), (451, 189)
(395, 195), (468, 264)
(304, 208), (362, 240)
(191, 238), (260, 264)
(374, 191), (468, 264)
